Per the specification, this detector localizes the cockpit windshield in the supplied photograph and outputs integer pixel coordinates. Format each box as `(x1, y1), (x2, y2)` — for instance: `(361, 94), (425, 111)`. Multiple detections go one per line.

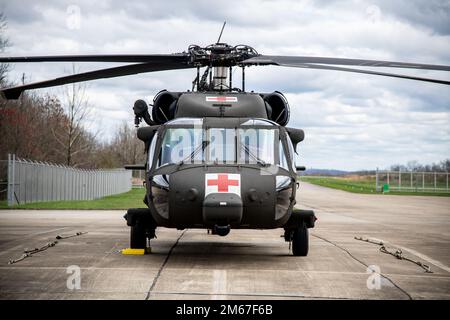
(154, 118), (291, 168)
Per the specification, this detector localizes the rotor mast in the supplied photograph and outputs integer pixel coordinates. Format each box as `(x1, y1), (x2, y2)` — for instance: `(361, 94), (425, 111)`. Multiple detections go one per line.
(211, 21), (230, 91)
(190, 42), (255, 92)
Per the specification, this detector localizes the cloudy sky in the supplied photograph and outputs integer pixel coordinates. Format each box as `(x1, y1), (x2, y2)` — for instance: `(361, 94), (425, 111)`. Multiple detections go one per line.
(1, 0), (449, 170)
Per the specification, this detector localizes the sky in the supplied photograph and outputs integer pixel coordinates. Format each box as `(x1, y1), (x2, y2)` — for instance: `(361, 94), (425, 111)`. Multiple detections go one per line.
(0, 0), (449, 171)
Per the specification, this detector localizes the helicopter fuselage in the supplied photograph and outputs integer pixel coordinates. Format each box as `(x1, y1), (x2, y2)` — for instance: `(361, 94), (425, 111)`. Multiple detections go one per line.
(125, 91), (315, 253)
(146, 117), (297, 231)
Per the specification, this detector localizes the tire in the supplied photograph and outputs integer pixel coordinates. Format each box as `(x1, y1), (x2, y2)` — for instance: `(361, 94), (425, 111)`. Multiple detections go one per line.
(292, 225), (309, 256)
(130, 221), (146, 249)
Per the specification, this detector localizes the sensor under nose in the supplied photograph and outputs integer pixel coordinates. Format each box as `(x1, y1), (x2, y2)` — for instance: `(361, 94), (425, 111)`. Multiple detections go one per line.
(202, 193), (243, 228)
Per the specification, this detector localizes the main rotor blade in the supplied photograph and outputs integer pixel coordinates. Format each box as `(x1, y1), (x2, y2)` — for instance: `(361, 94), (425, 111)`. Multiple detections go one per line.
(1, 62), (193, 100)
(243, 55), (450, 71)
(271, 62), (450, 85)
(0, 53), (189, 63)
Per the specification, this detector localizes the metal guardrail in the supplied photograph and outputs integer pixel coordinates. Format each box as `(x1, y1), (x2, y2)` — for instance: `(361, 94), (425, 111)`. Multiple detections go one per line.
(6, 154), (132, 206)
(375, 169), (449, 193)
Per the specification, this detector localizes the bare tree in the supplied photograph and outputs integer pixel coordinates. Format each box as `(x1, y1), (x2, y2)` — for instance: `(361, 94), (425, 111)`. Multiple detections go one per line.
(0, 12), (10, 85)
(52, 65), (95, 167)
(440, 159), (450, 172)
(111, 121), (145, 165)
(92, 121), (146, 169)
(406, 160), (421, 172)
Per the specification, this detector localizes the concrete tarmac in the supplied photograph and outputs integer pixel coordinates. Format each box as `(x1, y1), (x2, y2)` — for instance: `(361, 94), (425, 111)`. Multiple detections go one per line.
(0, 182), (449, 300)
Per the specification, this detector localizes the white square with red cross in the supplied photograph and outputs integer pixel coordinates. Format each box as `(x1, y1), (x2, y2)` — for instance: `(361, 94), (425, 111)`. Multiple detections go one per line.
(205, 173), (241, 197)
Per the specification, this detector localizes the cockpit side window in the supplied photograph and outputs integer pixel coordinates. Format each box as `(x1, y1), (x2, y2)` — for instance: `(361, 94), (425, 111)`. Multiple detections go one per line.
(286, 136), (296, 169)
(238, 128), (276, 165)
(279, 140), (289, 170)
(147, 132), (158, 170)
(158, 128), (204, 167)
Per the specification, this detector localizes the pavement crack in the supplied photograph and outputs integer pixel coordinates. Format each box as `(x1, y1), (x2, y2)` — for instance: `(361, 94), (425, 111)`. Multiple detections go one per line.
(311, 233), (413, 300)
(145, 229), (187, 300)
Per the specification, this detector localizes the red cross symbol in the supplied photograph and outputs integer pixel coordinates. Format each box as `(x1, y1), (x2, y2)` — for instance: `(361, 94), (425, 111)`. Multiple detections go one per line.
(212, 96), (227, 101)
(206, 96), (238, 102)
(207, 174), (239, 192)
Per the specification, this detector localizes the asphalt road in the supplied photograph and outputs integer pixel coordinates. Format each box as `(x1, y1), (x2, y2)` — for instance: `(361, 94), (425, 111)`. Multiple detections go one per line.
(0, 182), (449, 300)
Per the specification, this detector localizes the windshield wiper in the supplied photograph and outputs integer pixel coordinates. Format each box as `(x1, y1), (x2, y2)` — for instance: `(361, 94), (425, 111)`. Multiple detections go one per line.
(241, 144), (267, 166)
(178, 140), (210, 165)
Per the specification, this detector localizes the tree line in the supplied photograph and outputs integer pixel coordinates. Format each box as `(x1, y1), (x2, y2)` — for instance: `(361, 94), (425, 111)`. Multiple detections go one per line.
(389, 160), (450, 173)
(0, 13), (145, 168)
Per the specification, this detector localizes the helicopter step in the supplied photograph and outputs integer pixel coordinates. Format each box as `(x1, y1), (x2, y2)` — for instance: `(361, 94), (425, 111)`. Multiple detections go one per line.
(283, 209), (316, 256)
(124, 208), (157, 249)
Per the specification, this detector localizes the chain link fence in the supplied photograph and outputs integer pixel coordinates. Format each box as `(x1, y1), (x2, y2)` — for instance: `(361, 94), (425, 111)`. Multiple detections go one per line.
(131, 169), (145, 188)
(0, 159), (7, 202)
(5, 154), (132, 206)
(376, 169), (449, 193)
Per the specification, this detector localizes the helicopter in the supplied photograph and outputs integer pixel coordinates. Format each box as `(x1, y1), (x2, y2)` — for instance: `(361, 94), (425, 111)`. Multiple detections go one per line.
(1, 27), (449, 256)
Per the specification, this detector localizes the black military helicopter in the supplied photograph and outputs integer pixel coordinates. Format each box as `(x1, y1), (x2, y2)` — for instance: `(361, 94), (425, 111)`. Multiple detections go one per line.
(1, 27), (449, 256)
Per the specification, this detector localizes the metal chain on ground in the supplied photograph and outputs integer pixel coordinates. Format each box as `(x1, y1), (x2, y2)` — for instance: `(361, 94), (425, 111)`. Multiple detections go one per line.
(56, 231), (88, 239)
(8, 231), (87, 265)
(9, 241), (58, 264)
(354, 236), (432, 273)
(313, 233), (412, 300)
(354, 236), (384, 246)
(379, 245), (432, 273)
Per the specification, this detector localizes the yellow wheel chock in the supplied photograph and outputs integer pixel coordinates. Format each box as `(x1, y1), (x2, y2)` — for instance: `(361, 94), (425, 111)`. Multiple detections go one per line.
(121, 247), (152, 255)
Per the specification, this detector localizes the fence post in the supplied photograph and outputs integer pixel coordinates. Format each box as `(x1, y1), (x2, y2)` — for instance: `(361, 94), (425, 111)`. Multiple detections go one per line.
(39, 162), (44, 202)
(12, 154), (16, 205)
(17, 159), (22, 204)
(25, 160), (30, 203)
(410, 171), (413, 189)
(375, 168), (378, 192)
(71, 168), (75, 200)
(399, 169), (401, 191)
(387, 172), (390, 186)
(7, 154), (11, 206)
(434, 172), (437, 191)
(422, 172), (425, 191)
(447, 172), (449, 191)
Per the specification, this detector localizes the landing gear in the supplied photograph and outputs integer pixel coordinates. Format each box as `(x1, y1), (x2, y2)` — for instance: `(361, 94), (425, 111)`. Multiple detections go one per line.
(124, 208), (157, 249)
(283, 209), (316, 257)
(292, 224), (308, 256)
(130, 220), (146, 249)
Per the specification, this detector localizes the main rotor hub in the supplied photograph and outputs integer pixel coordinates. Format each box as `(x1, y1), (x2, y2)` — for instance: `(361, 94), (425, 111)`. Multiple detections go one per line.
(188, 43), (258, 67)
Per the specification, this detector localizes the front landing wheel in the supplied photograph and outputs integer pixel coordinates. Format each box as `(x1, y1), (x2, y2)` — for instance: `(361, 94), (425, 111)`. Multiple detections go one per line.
(292, 224), (309, 256)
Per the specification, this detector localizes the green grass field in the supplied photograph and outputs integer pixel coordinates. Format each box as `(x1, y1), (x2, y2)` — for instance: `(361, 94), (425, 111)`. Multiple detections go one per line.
(0, 188), (147, 209)
(1, 176), (448, 210)
(301, 176), (450, 197)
